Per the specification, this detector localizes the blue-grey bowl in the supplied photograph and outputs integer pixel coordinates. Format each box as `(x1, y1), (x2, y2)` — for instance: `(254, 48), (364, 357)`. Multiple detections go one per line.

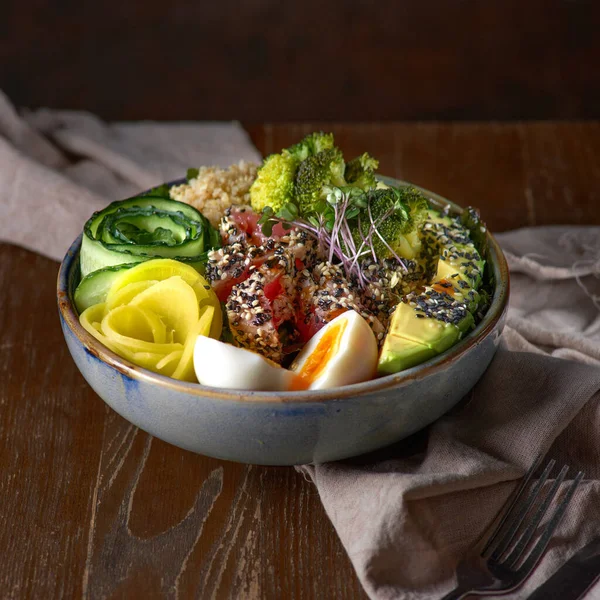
(57, 179), (509, 465)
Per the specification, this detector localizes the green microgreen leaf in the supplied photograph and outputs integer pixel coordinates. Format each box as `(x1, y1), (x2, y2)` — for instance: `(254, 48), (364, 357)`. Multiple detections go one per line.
(258, 206), (274, 225)
(261, 220), (274, 237)
(186, 167), (200, 181)
(276, 202), (299, 221)
(258, 207), (276, 236)
(324, 185), (343, 206)
(313, 200), (328, 214)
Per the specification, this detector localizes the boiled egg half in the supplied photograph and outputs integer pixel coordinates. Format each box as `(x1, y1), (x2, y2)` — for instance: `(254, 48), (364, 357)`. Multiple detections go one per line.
(193, 335), (295, 391)
(290, 310), (378, 390)
(193, 310), (378, 391)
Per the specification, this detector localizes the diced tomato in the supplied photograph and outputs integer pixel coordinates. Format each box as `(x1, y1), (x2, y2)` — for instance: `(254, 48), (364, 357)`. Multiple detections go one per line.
(295, 258), (304, 271)
(226, 208), (287, 246)
(295, 308), (324, 343)
(264, 276), (283, 301)
(212, 269), (250, 302)
(265, 276), (292, 328)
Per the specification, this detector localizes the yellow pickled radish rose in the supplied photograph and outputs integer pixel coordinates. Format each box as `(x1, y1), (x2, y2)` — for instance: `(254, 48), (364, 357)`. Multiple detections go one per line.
(103, 303), (167, 343)
(106, 258), (200, 296)
(155, 350), (184, 371)
(79, 258), (222, 381)
(105, 258), (215, 307)
(131, 350), (183, 377)
(100, 305), (183, 356)
(206, 301), (222, 340)
(171, 305), (215, 382)
(80, 303), (122, 355)
(105, 280), (158, 311)
(80, 298), (190, 377)
(129, 277), (199, 344)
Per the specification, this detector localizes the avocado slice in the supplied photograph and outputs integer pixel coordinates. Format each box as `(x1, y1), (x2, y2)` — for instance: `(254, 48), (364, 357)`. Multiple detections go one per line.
(423, 209), (485, 290)
(391, 299), (473, 347)
(377, 285), (475, 375)
(378, 336), (436, 374)
(378, 288), (475, 373)
(435, 243), (484, 290)
(378, 208), (486, 375)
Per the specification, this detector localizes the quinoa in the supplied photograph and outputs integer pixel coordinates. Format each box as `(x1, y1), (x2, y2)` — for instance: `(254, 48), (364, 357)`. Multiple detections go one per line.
(169, 161), (258, 228)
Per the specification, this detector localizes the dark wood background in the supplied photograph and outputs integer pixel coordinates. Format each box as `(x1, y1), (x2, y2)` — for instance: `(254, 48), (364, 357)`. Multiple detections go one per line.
(2, 0), (599, 121)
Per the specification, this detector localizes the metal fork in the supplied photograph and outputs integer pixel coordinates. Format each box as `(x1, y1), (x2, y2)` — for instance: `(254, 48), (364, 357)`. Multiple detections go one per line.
(440, 457), (584, 600)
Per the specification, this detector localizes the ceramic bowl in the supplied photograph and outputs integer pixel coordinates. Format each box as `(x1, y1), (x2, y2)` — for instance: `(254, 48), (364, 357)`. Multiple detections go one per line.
(57, 178), (509, 465)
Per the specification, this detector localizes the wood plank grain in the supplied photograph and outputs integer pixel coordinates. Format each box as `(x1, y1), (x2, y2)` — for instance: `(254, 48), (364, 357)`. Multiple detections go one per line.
(81, 418), (366, 599)
(0, 247), (106, 599)
(3, 122), (600, 600)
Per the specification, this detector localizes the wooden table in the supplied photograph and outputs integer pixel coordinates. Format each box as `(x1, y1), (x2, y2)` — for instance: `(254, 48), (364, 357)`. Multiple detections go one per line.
(2, 123), (599, 599)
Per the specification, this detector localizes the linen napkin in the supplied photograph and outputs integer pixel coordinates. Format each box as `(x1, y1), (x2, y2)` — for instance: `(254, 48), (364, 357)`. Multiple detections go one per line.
(2, 90), (600, 600)
(0, 89), (261, 261)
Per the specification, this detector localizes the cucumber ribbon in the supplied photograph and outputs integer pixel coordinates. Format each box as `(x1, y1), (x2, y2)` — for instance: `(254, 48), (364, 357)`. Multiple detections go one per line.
(80, 195), (221, 277)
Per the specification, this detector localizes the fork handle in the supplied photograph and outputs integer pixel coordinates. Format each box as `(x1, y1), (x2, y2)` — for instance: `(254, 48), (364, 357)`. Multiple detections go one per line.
(439, 587), (471, 600)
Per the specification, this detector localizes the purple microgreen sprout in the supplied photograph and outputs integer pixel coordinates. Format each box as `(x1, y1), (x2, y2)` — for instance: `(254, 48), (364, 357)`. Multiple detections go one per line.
(258, 186), (409, 287)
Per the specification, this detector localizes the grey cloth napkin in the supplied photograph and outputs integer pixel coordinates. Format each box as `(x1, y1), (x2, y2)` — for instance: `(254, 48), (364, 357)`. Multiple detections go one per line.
(0, 89), (261, 261)
(2, 91), (599, 600)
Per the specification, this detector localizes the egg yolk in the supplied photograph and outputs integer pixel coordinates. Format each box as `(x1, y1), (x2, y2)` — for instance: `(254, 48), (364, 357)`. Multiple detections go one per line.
(291, 320), (347, 390)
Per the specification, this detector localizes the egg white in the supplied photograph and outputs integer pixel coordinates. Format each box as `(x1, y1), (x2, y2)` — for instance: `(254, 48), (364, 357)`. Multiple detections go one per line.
(291, 310), (378, 390)
(194, 336), (295, 391)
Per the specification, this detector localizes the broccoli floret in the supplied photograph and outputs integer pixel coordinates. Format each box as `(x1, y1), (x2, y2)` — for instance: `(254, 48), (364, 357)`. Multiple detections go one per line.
(249, 153), (297, 214)
(285, 132), (335, 165)
(294, 148), (347, 215)
(353, 186), (429, 260)
(345, 152), (379, 191)
(287, 132), (335, 162)
(249, 132), (338, 215)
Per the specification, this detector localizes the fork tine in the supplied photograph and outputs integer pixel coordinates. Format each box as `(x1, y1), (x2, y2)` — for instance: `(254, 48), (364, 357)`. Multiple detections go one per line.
(516, 470), (584, 576)
(481, 455), (545, 557)
(487, 459), (555, 560)
(502, 465), (569, 568)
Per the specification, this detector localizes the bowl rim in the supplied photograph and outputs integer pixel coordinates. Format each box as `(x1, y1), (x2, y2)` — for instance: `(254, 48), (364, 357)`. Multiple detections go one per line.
(57, 177), (510, 404)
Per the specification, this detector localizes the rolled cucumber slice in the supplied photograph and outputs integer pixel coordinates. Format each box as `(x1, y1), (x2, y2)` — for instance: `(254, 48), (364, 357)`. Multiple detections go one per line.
(80, 195), (220, 277)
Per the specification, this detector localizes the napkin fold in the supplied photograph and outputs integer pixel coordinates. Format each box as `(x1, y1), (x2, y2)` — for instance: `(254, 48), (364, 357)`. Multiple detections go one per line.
(2, 91), (599, 600)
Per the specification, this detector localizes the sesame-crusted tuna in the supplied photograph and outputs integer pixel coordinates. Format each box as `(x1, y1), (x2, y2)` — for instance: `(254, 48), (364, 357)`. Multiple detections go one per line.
(206, 242), (269, 301)
(209, 204), (485, 363)
(218, 226), (322, 361)
(226, 264), (291, 363)
(207, 224), (320, 302)
(296, 262), (386, 343)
